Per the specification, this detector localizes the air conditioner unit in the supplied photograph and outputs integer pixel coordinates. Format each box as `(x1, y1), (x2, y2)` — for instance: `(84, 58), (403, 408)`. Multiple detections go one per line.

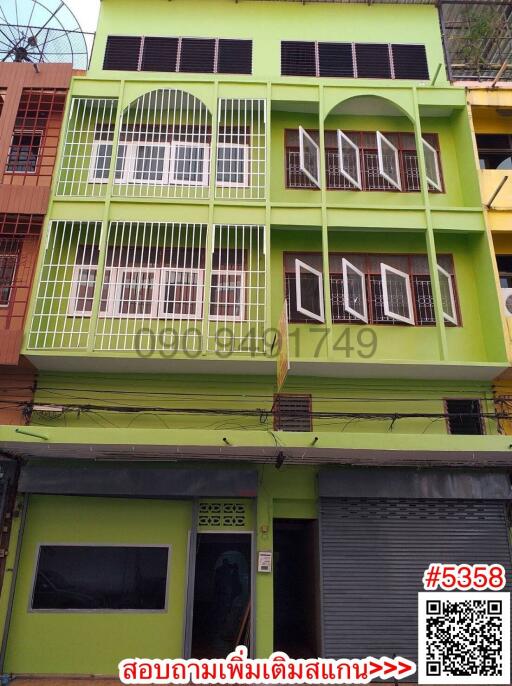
(502, 288), (512, 316)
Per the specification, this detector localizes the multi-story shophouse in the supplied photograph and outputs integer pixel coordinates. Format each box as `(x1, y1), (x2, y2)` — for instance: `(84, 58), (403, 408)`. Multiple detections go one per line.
(444, 4), (512, 436)
(0, 62), (71, 595)
(1, 1), (512, 682)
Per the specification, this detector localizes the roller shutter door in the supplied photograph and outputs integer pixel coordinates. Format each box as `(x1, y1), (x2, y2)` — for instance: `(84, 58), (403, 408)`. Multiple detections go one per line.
(320, 498), (512, 670)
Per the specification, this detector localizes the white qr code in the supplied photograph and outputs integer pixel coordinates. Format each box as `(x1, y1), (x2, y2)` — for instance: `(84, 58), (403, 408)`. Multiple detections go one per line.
(418, 592), (510, 684)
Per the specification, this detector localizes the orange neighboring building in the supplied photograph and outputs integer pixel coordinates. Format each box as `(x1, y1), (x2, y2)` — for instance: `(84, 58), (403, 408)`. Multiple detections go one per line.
(0, 63), (71, 587)
(0, 63), (71, 425)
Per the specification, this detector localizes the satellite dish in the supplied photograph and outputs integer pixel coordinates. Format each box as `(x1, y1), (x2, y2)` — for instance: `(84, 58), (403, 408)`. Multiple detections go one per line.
(0, 0), (89, 69)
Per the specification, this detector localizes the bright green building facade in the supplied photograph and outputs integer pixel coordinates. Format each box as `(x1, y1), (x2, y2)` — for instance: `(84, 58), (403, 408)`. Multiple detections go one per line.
(1, 0), (512, 680)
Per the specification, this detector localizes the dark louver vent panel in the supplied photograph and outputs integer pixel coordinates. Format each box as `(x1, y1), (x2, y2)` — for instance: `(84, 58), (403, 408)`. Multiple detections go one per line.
(180, 38), (216, 73)
(141, 37), (179, 72)
(392, 44), (429, 80)
(218, 39), (252, 74)
(281, 41), (316, 77)
(318, 42), (354, 77)
(446, 399), (484, 436)
(274, 394), (312, 432)
(103, 36), (142, 71)
(355, 43), (392, 78)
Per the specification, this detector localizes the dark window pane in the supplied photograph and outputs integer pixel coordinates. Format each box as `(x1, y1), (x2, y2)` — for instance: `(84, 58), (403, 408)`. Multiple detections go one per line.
(103, 36), (142, 71)
(141, 37), (179, 72)
(6, 133), (41, 173)
(281, 41), (316, 77)
(218, 39), (252, 74)
(32, 546), (168, 611)
(179, 38), (216, 73)
(392, 44), (429, 79)
(274, 394), (312, 432)
(446, 399), (484, 436)
(497, 255), (512, 275)
(318, 42), (354, 77)
(355, 43), (391, 79)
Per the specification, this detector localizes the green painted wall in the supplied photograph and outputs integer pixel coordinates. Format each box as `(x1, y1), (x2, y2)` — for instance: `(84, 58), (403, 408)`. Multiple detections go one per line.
(90, 0), (447, 85)
(30, 372), (498, 435)
(4, 495), (192, 674)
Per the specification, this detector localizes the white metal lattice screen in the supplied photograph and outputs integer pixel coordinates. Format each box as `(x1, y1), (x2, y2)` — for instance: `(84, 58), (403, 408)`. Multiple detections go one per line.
(94, 222), (207, 353)
(216, 99), (266, 201)
(112, 89), (212, 200)
(56, 98), (118, 197)
(27, 221), (102, 350)
(206, 224), (266, 355)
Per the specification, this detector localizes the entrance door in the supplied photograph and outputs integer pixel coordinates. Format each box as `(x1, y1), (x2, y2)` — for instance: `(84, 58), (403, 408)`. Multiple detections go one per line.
(273, 519), (320, 658)
(190, 533), (252, 658)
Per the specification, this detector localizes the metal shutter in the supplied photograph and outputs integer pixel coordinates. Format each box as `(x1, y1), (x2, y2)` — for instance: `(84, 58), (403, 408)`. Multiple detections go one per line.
(281, 41), (316, 77)
(320, 498), (512, 667)
(392, 44), (430, 80)
(318, 43), (354, 78)
(141, 37), (179, 72)
(355, 43), (392, 79)
(103, 36), (142, 71)
(218, 39), (252, 74)
(179, 38), (216, 73)
(273, 394), (312, 432)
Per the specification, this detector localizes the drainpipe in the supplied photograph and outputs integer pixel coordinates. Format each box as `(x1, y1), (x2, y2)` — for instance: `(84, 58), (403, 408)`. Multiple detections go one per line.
(0, 494), (28, 674)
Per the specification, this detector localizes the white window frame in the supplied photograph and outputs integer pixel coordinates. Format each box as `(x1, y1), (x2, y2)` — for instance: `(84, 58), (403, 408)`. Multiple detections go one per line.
(209, 269), (246, 322)
(299, 126), (321, 189)
(381, 262), (414, 324)
(108, 267), (160, 319)
(376, 131), (402, 191)
(68, 265), (98, 316)
(169, 141), (210, 187)
(342, 257), (368, 323)
(88, 140), (114, 184)
(337, 130), (362, 190)
(159, 267), (205, 320)
(437, 263), (458, 325)
(422, 137), (442, 192)
(295, 258), (325, 323)
(216, 142), (250, 188)
(130, 142), (172, 186)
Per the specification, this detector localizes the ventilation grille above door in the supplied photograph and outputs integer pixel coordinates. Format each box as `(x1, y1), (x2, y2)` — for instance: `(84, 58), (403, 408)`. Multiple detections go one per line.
(198, 501), (249, 529)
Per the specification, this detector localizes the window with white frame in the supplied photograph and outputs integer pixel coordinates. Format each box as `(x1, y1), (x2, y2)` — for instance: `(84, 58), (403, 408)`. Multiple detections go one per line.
(216, 143), (250, 187)
(209, 248), (247, 321)
(69, 246), (206, 319)
(169, 142), (209, 186)
(286, 252), (459, 326)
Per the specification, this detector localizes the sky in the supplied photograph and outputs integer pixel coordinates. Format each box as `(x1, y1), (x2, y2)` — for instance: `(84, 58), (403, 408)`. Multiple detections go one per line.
(65, 0), (101, 33)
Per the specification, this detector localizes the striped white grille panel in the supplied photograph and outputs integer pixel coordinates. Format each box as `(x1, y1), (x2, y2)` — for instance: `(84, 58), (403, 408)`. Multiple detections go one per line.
(112, 89), (212, 200)
(216, 99), (266, 201)
(56, 98), (118, 197)
(206, 224), (266, 355)
(27, 221), (102, 350)
(95, 222), (207, 353)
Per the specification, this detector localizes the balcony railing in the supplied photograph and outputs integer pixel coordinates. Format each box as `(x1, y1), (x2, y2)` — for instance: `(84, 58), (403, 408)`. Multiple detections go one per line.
(27, 221), (267, 355)
(56, 92), (267, 202)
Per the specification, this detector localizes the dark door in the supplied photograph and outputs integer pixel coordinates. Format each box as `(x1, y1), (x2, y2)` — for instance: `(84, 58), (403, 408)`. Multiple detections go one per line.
(273, 518), (320, 658)
(191, 533), (251, 658)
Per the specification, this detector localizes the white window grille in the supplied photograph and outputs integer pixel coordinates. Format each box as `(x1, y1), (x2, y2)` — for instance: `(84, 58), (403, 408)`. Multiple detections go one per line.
(216, 99), (266, 200)
(207, 224), (267, 354)
(437, 263), (458, 325)
(377, 131), (402, 190)
(57, 98), (118, 197)
(381, 262), (414, 324)
(299, 126), (321, 189)
(295, 258), (325, 323)
(112, 89), (212, 200)
(342, 257), (368, 322)
(422, 137), (442, 192)
(27, 221), (102, 350)
(95, 222), (207, 353)
(337, 130), (362, 190)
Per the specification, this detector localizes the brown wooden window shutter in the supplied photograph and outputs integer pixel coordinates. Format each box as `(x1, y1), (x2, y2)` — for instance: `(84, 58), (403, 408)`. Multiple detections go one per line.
(392, 44), (429, 80)
(103, 36), (142, 71)
(217, 39), (253, 74)
(141, 37), (179, 72)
